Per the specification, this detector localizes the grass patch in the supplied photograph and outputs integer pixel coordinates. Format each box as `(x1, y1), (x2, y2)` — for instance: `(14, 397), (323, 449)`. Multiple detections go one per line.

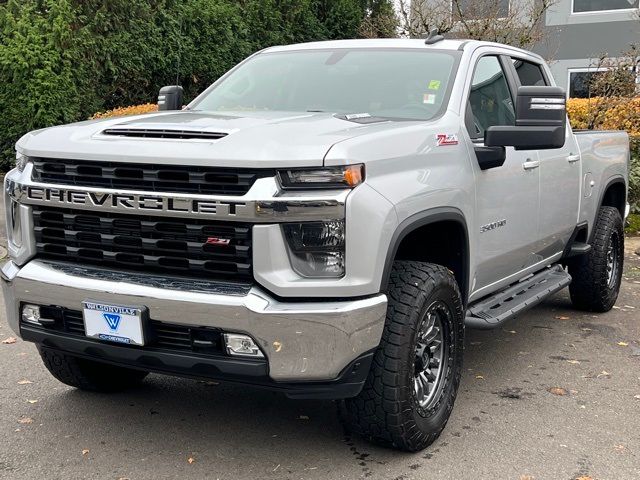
(626, 213), (640, 236)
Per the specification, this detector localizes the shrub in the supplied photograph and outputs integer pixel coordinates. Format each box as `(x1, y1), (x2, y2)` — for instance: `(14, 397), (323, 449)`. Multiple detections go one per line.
(566, 97), (640, 136)
(91, 104), (158, 119)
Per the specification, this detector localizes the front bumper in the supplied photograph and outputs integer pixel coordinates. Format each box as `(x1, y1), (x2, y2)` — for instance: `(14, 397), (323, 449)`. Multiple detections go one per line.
(1, 259), (386, 390)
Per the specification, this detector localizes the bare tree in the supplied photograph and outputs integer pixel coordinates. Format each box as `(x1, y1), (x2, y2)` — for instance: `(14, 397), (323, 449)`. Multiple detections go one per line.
(399, 0), (555, 50)
(581, 44), (640, 129)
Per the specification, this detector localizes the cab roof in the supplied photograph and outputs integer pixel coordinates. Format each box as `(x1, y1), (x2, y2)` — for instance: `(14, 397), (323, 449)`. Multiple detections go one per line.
(264, 38), (544, 62)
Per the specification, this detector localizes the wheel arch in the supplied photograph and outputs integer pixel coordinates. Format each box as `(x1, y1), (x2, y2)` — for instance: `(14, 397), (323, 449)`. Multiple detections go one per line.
(381, 207), (470, 305)
(600, 177), (627, 218)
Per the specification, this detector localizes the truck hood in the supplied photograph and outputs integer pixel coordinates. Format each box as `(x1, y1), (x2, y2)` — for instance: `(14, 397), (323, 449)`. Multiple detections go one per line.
(18, 110), (412, 168)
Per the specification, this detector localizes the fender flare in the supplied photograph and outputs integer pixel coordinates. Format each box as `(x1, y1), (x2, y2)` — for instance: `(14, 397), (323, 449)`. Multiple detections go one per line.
(380, 207), (470, 305)
(591, 175), (626, 241)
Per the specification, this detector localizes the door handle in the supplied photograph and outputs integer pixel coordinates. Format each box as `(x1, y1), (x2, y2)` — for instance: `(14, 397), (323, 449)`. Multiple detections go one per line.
(523, 159), (540, 170)
(567, 154), (580, 163)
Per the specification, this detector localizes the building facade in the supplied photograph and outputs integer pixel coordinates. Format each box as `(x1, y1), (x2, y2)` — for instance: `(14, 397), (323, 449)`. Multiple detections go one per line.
(413, 0), (639, 97)
(537, 0), (639, 97)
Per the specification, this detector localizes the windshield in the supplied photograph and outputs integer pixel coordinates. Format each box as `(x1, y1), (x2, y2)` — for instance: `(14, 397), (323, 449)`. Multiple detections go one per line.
(191, 49), (460, 121)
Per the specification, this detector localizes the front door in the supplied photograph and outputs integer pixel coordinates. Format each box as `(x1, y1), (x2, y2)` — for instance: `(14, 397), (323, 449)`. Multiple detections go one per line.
(465, 55), (541, 298)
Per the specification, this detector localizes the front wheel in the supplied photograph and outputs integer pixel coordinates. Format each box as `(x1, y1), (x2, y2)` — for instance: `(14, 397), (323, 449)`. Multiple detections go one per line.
(568, 206), (624, 312)
(38, 347), (149, 392)
(342, 261), (464, 452)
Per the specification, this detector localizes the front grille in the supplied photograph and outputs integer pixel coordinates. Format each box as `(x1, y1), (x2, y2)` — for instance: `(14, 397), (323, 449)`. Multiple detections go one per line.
(33, 207), (252, 282)
(33, 306), (225, 355)
(31, 158), (274, 195)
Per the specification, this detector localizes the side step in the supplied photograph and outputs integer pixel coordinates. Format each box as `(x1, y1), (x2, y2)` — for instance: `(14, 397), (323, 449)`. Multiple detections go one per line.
(465, 265), (572, 329)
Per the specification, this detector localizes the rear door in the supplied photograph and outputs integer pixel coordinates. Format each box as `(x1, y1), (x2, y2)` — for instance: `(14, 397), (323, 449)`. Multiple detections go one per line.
(510, 57), (581, 255)
(464, 54), (541, 298)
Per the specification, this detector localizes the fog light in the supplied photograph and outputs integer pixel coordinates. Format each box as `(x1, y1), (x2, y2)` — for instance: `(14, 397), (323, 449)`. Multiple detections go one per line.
(223, 333), (264, 358)
(22, 304), (41, 325)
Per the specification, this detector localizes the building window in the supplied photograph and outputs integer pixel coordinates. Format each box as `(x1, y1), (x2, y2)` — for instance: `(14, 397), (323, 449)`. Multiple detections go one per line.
(568, 69), (608, 98)
(452, 0), (510, 20)
(572, 0), (639, 14)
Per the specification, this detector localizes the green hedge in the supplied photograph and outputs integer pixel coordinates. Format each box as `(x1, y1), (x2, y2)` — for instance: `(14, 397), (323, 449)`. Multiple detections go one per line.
(0, 0), (394, 171)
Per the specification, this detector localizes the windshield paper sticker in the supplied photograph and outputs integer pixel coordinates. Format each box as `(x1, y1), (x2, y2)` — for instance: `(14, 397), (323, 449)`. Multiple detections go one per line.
(436, 134), (459, 146)
(423, 94), (436, 104)
(428, 80), (441, 90)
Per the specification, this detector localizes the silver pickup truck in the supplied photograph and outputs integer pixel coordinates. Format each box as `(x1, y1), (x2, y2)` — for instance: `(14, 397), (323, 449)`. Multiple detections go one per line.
(2, 38), (629, 451)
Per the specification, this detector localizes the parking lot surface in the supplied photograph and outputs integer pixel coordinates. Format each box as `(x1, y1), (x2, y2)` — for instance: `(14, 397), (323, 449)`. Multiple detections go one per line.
(1, 215), (639, 479)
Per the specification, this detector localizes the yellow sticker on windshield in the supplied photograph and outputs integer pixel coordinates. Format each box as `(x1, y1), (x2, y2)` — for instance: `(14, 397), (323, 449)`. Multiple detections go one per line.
(428, 80), (441, 90)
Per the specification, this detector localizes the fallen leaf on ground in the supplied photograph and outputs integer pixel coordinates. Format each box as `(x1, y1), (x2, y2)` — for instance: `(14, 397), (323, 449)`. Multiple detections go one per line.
(18, 417), (33, 424)
(17, 380), (32, 385)
(27, 399), (38, 404)
(597, 371), (611, 378)
(519, 475), (534, 480)
(475, 375), (484, 379)
(197, 381), (219, 386)
(2, 337), (16, 344)
(614, 444), (626, 452)
(548, 387), (568, 396)
(187, 457), (195, 464)
(82, 449), (89, 456)
(555, 315), (570, 320)
(567, 359), (581, 365)
(617, 342), (629, 346)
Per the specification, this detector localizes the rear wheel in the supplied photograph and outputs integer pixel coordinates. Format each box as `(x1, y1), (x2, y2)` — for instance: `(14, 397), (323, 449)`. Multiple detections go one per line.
(568, 206), (624, 312)
(342, 261), (464, 452)
(38, 347), (148, 392)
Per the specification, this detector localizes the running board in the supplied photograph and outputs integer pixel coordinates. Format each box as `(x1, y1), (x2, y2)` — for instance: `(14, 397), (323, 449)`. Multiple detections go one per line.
(465, 265), (572, 329)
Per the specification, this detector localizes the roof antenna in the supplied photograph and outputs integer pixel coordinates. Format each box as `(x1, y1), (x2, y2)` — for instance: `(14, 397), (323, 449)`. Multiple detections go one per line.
(425, 29), (445, 45)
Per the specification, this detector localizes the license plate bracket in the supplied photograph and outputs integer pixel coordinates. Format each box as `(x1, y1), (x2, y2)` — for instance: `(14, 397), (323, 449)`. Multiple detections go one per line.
(82, 300), (148, 346)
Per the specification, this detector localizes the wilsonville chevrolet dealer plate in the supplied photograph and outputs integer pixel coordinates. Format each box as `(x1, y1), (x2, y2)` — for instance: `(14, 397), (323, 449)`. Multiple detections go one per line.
(82, 301), (147, 346)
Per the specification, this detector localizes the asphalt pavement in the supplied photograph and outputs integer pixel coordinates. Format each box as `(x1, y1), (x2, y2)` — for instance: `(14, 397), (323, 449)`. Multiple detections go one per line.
(0, 206), (639, 479)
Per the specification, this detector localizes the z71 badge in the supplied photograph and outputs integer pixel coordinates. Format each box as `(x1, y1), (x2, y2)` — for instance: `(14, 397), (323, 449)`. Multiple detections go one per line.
(436, 134), (459, 146)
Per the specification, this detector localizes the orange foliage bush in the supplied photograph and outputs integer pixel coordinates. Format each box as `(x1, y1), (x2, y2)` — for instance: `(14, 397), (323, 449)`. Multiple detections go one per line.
(90, 103), (158, 119)
(566, 97), (640, 136)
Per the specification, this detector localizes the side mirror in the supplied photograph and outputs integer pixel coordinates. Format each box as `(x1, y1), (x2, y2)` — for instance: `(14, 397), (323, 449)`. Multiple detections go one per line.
(158, 85), (184, 111)
(485, 86), (566, 150)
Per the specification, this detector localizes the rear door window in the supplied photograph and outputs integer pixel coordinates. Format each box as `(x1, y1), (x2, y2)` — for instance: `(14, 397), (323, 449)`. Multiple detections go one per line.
(512, 59), (548, 86)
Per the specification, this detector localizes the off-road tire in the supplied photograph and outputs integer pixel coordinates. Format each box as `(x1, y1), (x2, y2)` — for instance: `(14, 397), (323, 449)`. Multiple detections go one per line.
(38, 347), (148, 392)
(568, 206), (624, 312)
(342, 261), (465, 452)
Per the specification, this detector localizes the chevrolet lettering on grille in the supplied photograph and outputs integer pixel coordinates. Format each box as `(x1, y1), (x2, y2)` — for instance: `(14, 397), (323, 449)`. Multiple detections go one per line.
(23, 186), (248, 217)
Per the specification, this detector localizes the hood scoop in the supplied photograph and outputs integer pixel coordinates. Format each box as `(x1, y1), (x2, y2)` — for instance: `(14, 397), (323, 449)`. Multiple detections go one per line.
(102, 128), (228, 140)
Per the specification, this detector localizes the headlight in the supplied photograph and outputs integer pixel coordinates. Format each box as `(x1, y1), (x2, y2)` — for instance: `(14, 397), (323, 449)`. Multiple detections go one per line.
(278, 165), (364, 190)
(282, 220), (345, 278)
(15, 152), (29, 172)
